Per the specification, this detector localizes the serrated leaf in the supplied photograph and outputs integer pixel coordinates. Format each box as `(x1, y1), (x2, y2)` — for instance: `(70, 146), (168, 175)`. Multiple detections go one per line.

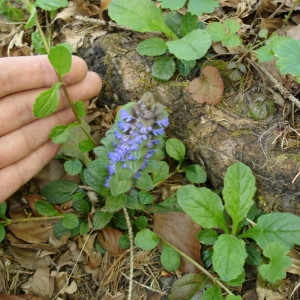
(0, 224), (5, 243)
(64, 159), (83, 176)
(48, 44), (72, 75)
(108, 0), (177, 40)
(158, 0), (186, 10)
(177, 185), (228, 233)
(35, 201), (60, 216)
(74, 101), (86, 118)
(259, 241), (292, 283)
(223, 162), (256, 235)
(166, 138), (185, 162)
(93, 211), (113, 230)
(212, 234), (247, 282)
(136, 37), (168, 56)
(185, 164), (207, 183)
(35, 0), (68, 11)
(239, 212), (300, 249)
(188, 0), (219, 16)
(202, 285), (222, 300)
(161, 243), (181, 271)
(167, 29), (211, 60)
(63, 213), (79, 229)
(135, 229), (159, 250)
(152, 57), (176, 81)
(33, 82), (62, 117)
(49, 123), (78, 144)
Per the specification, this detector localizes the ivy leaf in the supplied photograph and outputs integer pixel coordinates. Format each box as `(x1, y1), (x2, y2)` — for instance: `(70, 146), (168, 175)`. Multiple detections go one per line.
(136, 37), (168, 56)
(166, 138), (185, 163)
(259, 241), (292, 283)
(239, 212), (300, 249)
(33, 82), (62, 117)
(93, 211), (113, 230)
(35, 201), (60, 216)
(223, 162), (256, 235)
(134, 228), (160, 250)
(48, 44), (72, 75)
(188, 0), (219, 16)
(177, 185), (228, 233)
(35, 0), (68, 11)
(212, 234), (247, 282)
(152, 57), (176, 81)
(166, 29), (211, 60)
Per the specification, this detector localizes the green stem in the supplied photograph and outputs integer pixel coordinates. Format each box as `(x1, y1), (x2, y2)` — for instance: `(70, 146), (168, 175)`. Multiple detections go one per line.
(285, 0), (300, 22)
(159, 236), (234, 296)
(1, 215), (64, 225)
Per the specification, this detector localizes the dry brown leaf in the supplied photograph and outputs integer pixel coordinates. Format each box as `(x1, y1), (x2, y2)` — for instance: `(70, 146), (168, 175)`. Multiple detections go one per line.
(287, 249), (300, 275)
(75, 0), (100, 16)
(78, 233), (102, 267)
(189, 66), (224, 105)
(97, 228), (124, 257)
(0, 295), (44, 300)
(153, 211), (202, 273)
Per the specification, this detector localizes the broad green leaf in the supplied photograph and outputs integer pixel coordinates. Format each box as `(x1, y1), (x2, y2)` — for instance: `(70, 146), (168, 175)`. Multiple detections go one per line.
(223, 161), (256, 235)
(222, 34), (242, 48)
(93, 211), (113, 230)
(185, 164), (207, 183)
(274, 39), (300, 77)
(166, 138), (185, 163)
(119, 233), (130, 249)
(0, 224), (5, 243)
(48, 44), (72, 75)
(180, 12), (198, 36)
(223, 19), (240, 34)
(167, 29), (211, 60)
(41, 180), (78, 204)
(134, 172), (154, 191)
(163, 11), (182, 37)
(108, 0), (177, 40)
(158, 0), (186, 10)
(138, 191), (154, 205)
(259, 241), (292, 283)
(152, 57), (176, 81)
(73, 198), (90, 215)
(201, 285), (222, 300)
(79, 221), (89, 235)
(212, 234), (247, 282)
(33, 82), (62, 117)
(115, 163), (134, 180)
(35, 0), (68, 11)
(206, 22), (226, 42)
(79, 140), (95, 152)
(63, 213), (79, 229)
(136, 37), (168, 56)
(110, 175), (132, 196)
(188, 0), (219, 16)
(161, 243), (181, 271)
(224, 271), (245, 286)
(239, 212), (300, 249)
(35, 201), (60, 216)
(134, 216), (148, 230)
(177, 185), (228, 233)
(49, 123), (78, 144)
(245, 244), (261, 266)
(106, 194), (127, 212)
(0, 202), (7, 218)
(74, 101), (86, 118)
(152, 161), (169, 185)
(64, 159), (83, 176)
(197, 229), (218, 245)
(134, 229), (160, 250)
(168, 274), (208, 300)
(54, 219), (79, 239)
(31, 31), (47, 54)
(177, 59), (196, 76)
(0, 1), (24, 22)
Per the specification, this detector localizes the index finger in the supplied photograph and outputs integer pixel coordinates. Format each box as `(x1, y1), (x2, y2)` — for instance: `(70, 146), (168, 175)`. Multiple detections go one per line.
(0, 55), (88, 98)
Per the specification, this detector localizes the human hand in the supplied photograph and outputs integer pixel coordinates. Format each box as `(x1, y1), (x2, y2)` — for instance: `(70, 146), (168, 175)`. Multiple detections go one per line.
(0, 55), (102, 202)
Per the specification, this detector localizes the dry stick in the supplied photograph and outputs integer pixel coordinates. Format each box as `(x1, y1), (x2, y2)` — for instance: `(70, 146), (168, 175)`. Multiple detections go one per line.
(123, 207), (134, 300)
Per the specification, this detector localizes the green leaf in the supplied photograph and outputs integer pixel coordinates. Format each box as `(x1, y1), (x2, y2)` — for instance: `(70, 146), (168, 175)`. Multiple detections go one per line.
(63, 213), (79, 230)
(93, 211), (113, 230)
(158, 0), (186, 10)
(197, 229), (218, 245)
(48, 44), (72, 75)
(161, 243), (181, 271)
(25, 4), (36, 29)
(224, 271), (245, 286)
(274, 39), (300, 77)
(0, 1), (24, 22)
(35, 0), (68, 11)
(239, 212), (300, 249)
(167, 29), (211, 60)
(177, 185), (228, 233)
(35, 201), (60, 216)
(177, 59), (196, 76)
(49, 123), (78, 144)
(33, 82), (62, 117)
(31, 31), (47, 54)
(166, 138), (185, 163)
(134, 228), (160, 250)
(109, 175), (132, 196)
(188, 0), (219, 16)
(0, 224), (5, 243)
(108, 0), (177, 40)
(74, 101), (86, 118)
(41, 180), (78, 204)
(106, 193), (127, 212)
(152, 161), (169, 185)
(152, 57), (176, 81)
(180, 12), (198, 36)
(79, 221), (89, 235)
(223, 161), (256, 235)
(206, 22), (226, 42)
(163, 11), (182, 37)
(185, 164), (207, 184)
(119, 233), (130, 249)
(0, 202), (7, 218)
(138, 191), (154, 205)
(134, 172), (154, 191)
(134, 216), (148, 230)
(259, 241), (292, 283)
(223, 19), (240, 34)
(136, 37), (168, 56)
(201, 285), (222, 300)
(73, 198), (90, 214)
(79, 140), (95, 152)
(226, 295), (243, 300)
(64, 159), (83, 176)
(212, 234), (247, 282)
(245, 244), (261, 266)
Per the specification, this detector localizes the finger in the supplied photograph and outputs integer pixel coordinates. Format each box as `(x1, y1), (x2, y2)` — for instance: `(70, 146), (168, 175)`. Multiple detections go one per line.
(0, 140), (61, 203)
(0, 71), (102, 136)
(0, 107), (76, 169)
(0, 55), (89, 98)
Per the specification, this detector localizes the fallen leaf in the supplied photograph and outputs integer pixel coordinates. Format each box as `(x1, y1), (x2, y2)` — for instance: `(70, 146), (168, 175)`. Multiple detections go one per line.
(189, 66), (224, 105)
(97, 228), (124, 257)
(153, 211), (202, 273)
(0, 295), (44, 300)
(74, 0), (100, 16)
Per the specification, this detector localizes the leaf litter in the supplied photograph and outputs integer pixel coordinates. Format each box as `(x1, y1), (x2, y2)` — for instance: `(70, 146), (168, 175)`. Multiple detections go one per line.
(1, 0), (300, 299)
